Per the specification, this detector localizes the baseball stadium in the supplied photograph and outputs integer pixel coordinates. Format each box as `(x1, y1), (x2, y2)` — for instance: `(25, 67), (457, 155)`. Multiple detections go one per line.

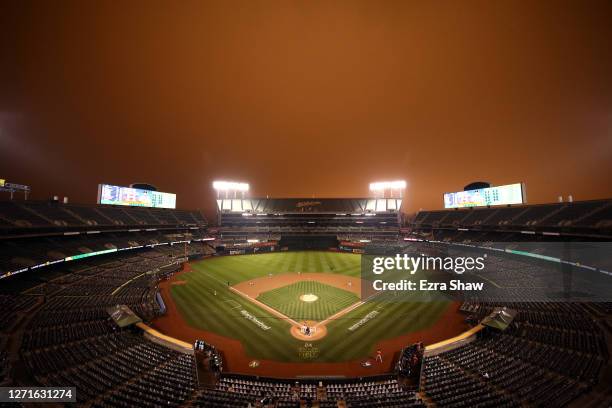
(0, 189), (611, 408)
(2, 1), (612, 407)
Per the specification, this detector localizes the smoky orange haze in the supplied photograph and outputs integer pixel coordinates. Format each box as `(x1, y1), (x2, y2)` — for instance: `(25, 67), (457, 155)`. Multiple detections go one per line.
(0, 0), (611, 221)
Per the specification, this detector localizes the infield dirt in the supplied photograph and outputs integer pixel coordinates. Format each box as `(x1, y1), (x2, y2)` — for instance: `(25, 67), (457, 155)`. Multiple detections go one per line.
(232, 272), (361, 298)
(152, 262), (469, 378)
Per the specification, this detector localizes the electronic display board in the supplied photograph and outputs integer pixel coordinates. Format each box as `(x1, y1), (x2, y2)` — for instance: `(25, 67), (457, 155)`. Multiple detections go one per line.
(97, 184), (176, 209)
(444, 183), (524, 208)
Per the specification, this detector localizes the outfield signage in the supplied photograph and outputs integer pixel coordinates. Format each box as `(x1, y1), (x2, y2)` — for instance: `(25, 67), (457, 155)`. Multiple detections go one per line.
(240, 310), (271, 330)
(65, 248), (118, 261)
(348, 310), (379, 331)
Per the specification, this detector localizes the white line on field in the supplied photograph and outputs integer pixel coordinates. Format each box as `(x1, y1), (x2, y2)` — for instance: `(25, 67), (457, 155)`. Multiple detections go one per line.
(229, 286), (302, 327)
(223, 299), (242, 309)
(315, 293), (380, 328)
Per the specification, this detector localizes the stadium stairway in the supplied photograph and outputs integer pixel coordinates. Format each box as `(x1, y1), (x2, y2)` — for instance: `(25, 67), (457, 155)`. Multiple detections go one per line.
(425, 352), (516, 405)
(20, 204), (55, 226)
(316, 385), (326, 401)
(4, 294), (45, 387)
(574, 200), (612, 226)
(89, 348), (190, 407)
(61, 206), (90, 225)
(531, 204), (568, 226)
(0, 213), (12, 226)
(92, 207), (116, 224)
(568, 364), (612, 408)
(415, 391), (435, 408)
(507, 206), (532, 225)
(567, 316), (612, 408)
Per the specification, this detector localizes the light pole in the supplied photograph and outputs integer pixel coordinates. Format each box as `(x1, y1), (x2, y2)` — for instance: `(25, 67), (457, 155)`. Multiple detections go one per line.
(212, 181), (250, 224)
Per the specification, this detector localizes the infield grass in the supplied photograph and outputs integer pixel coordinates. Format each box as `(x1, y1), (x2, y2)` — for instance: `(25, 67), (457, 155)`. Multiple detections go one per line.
(169, 251), (455, 362)
(257, 281), (360, 321)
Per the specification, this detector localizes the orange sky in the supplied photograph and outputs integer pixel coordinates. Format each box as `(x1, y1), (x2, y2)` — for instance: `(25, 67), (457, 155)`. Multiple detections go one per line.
(1, 0), (611, 218)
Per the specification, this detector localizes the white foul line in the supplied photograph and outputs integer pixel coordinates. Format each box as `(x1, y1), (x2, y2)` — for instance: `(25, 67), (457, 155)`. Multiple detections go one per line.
(229, 286), (302, 327)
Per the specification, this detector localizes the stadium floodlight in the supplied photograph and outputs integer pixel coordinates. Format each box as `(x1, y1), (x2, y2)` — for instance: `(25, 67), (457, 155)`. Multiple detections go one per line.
(369, 180), (406, 191)
(369, 180), (406, 198)
(212, 180), (250, 199)
(212, 181), (250, 192)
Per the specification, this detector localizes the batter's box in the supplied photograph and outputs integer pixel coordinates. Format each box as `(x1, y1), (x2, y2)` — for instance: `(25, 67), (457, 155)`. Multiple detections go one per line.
(223, 299), (242, 309)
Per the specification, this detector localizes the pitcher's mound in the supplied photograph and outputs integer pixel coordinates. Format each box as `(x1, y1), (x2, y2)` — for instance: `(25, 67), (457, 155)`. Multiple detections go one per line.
(299, 294), (319, 302)
(290, 320), (327, 341)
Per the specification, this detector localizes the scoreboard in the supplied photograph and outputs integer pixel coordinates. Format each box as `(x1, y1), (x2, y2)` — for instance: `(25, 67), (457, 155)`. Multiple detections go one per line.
(97, 184), (176, 209)
(444, 183), (524, 209)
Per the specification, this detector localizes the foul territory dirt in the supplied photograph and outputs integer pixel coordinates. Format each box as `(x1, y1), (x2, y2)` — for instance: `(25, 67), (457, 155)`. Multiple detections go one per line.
(151, 263), (468, 378)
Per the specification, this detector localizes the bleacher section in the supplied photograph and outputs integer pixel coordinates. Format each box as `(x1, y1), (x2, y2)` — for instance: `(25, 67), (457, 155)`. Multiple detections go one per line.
(193, 375), (424, 407)
(1, 197), (611, 407)
(216, 198), (402, 247)
(392, 236), (612, 407)
(0, 200), (207, 231)
(0, 229), (214, 278)
(0, 200), (209, 277)
(423, 302), (608, 407)
(4, 245), (207, 407)
(410, 199), (612, 240)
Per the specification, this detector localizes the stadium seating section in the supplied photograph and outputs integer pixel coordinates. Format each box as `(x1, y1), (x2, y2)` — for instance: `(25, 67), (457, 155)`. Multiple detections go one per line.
(411, 199), (612, 239)
(216, 198), (402, 247)
(0, 198), (611, 407)
(0, 200), (206, 230)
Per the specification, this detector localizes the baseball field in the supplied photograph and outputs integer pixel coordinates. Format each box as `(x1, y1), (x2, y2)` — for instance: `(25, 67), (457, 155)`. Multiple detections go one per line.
(153, 251), (467, 375)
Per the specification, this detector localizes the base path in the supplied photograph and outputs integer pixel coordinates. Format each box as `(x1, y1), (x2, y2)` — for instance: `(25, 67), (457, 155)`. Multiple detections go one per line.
(151, 263), (469, 378)
(232, 272), (365, 340)
(229, 286), (302, 327)
(232, 272), (362, 298)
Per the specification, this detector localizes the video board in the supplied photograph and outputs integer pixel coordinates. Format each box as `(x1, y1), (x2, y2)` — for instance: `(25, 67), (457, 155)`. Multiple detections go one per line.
(444, 183), (524, 209)
(97, 184), (176, 209)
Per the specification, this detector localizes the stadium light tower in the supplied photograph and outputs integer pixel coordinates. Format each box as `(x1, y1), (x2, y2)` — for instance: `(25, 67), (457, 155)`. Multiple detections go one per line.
(369, 180), (406, 198)
(212, 180), (250, 199)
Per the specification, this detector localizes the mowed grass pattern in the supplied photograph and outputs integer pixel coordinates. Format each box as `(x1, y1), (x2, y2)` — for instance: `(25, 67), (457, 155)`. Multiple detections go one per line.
(169, 252), (454, 362)
(257, 281), (360, 321)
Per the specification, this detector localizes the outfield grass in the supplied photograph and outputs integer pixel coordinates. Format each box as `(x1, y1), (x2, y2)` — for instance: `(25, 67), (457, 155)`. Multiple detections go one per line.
(257, 281), (360, 321)
(170, 251), (454, 362)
